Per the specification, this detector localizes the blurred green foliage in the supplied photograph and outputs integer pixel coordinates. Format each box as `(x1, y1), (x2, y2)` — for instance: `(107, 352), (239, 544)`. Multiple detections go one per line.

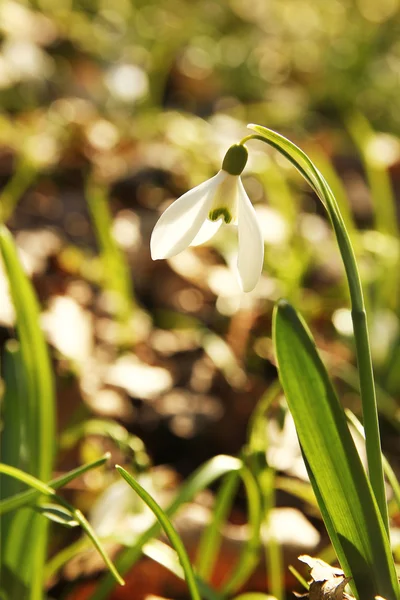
(0, 0), (399, 131)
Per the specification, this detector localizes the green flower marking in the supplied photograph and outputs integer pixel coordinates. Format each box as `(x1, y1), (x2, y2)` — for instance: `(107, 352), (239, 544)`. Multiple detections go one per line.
(208, 207), (232, 223)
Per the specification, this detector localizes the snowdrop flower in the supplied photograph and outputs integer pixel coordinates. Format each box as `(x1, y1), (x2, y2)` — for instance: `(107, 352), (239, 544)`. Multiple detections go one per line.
(150, 144), (264, 292)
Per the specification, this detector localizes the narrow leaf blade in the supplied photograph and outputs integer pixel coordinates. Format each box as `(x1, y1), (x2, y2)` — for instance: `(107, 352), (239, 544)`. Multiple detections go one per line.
(273, 299), (399, 600)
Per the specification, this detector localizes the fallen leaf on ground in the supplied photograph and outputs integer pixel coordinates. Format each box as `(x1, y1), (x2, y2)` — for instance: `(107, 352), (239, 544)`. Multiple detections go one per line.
(295, 555), (352, 600)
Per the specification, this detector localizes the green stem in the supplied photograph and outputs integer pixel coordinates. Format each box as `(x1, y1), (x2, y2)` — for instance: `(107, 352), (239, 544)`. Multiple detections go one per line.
(116, 466), (200, 600)
(0, 454), (110, 515)
(346, 409), (400, 513)
(0, 464), (56, 497)
(195, 471), (239, 580)
(85, 178), (136, 345)
(246, 382), (284, 600)
(45, 538), (89, 581)
(0, 159), (37, 223)
(246, 126), (388, 535)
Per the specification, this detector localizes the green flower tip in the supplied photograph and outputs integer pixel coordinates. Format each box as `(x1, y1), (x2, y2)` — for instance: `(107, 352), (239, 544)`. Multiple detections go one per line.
(222, 144), (248, 176)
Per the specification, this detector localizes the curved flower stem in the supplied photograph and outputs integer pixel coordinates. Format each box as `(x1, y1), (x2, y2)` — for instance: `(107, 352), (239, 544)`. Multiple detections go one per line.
(244, 126), (389, 535)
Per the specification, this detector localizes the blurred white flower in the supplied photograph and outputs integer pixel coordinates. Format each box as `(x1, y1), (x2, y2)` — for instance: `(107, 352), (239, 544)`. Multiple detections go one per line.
(2, 39), (53, 80)
(150, 144), (264, 292)
(105, 64), (148, 102)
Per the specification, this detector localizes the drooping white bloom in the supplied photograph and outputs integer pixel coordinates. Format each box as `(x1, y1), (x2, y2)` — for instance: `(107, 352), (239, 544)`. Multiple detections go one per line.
(150, 144), (264, 292)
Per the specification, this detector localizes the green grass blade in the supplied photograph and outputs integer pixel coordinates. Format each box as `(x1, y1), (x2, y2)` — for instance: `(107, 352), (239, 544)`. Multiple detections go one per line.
(143, 540), (222, 600)
(35, 504), (79, 528)
(195, 471), (239, 580)
(90, 455), (248, 600)
(68, 507), (125, 586)
(0, 454), (110, 515)
(246, 382), (284, 600)
(346, 409), (400, 512)
(0, 342), (24, 502)
(85, 179), (136, 339)
(0, 225), (55, 481)
(2, 510), (45, 599)
(347, 113), (398, 238)
(0, 225), (56, 599)
(347, 113), (399, 313)
(60, 419), (150, 471)
(308, 146), (356, 239)
(116, 465), (200, 600)
(274, 476), (318, 510)
(273, 299), (399, 600)
(0, 465), (56, 496)
(44, 538), (89, 582)
(219, 465), (261, 596)
(44, 533), (121, 585)
(0, 342), (26, 590)
(0, 159), (37, 224)
(288, 565), (309, 590)
(0, 465), (55, 599)
(0, 464), (124, 586)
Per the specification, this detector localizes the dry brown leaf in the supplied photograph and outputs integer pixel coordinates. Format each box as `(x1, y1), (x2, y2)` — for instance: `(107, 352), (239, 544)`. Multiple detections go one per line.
(295, 555), (353, 600)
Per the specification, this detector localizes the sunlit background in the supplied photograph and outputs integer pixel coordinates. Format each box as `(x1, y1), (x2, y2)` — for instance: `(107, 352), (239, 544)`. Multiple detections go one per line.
(1, 0), (400, 598)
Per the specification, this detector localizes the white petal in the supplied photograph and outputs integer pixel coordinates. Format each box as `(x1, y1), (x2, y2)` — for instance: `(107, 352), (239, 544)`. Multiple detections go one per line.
(151, 172), (224, 260)
(236, 178), (264, 292)
(190, 218), (223, 247)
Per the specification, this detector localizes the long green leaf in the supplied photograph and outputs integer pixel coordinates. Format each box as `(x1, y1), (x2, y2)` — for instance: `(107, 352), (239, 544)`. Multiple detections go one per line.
(0, 341), (26, 557)
(273, 299), (399, 600)
(0, 342), (24, 502)
(0, 226), (56, 600)
(0, 454), (110, 515)
(0, 464), (124, 587)
(345, 409), (400, 512)
(0, 226), (55, 480)
(0, 465), (56, 497)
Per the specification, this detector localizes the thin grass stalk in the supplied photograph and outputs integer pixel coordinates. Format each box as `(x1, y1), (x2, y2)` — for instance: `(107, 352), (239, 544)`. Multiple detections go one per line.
(308, 145), (356, 240)
(0, 465), (124, 586)
(261, 468), (284, 600)
(346, 409), (400, 512)
(195, 471), (240, 580)
(347, 113), (399, 313)
(116, 466), (200, 600)
(0, 454), (110, 515)
(347, 113), (398, 238)
(247, 382), (284, 600)
(0, 159), (37, 223)
(218, 465), (261, 596)
(85, 178), (136, 342)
